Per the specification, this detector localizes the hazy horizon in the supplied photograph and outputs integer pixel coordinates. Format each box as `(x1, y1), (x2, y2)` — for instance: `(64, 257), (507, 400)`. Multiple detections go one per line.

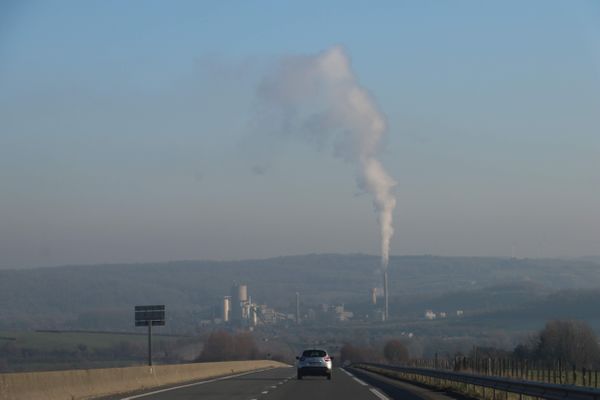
(2, 1), (600, 269)
(2, 252), (599, 271)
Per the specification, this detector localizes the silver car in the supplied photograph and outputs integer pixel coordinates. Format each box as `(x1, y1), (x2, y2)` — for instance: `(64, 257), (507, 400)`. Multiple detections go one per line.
(296, 349), (333, 380)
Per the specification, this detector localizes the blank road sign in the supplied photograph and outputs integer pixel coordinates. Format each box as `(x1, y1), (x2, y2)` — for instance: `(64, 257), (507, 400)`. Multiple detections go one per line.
(135, 305), (165, 326)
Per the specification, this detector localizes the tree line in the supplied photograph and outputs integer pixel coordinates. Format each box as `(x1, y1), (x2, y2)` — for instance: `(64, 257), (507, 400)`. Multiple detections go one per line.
(512, 320), (600, 368)
(339, 320), (600, 370)
(340, 339), (410, 365)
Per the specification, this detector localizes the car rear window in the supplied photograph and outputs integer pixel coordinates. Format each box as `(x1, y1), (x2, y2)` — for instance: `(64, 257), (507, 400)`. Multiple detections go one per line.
(302, 350), (326, 357)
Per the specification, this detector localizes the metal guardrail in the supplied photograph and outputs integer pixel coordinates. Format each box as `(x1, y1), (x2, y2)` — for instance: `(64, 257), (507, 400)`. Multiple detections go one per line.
(355, 363), (600, 400)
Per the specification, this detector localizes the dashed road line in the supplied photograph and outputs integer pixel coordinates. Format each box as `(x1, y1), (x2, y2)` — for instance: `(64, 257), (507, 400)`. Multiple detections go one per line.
(341, 368), (354, 377)
(369, 388), (390, 400)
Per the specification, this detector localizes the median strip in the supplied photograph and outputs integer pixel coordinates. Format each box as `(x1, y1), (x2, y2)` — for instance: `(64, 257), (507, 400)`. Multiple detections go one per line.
(0, 360), (287, 400)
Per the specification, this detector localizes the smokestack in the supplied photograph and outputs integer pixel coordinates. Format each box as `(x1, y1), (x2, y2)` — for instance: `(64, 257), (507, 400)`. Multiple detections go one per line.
(370, 287), (377, 305)
(296, 292), (300, 325)
(383, 270), (389, 321)
(257, 46), (397, 278)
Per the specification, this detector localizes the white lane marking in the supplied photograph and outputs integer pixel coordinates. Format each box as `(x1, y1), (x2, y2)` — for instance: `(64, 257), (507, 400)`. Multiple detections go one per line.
(369, 388), (390, 400)
(119, 368), (274, 400)
(341, 368), (354, 377)
(353, 377), (368, 386)
(270, 385), (277, 389)
(261, 390), (269, 394)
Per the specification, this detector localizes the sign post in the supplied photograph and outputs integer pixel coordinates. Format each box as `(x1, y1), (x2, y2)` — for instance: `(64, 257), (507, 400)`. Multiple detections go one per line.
(135, 305), (165, 366)
(148, 323), (152, 366)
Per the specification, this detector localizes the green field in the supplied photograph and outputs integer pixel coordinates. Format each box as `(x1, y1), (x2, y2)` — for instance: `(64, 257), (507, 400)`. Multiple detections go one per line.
(0, 330), (187, 373)
(0, 330), (180, 350)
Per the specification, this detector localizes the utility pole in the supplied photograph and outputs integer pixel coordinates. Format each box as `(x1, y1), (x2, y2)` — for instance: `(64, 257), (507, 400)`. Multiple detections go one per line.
(296, 292), (300, 324)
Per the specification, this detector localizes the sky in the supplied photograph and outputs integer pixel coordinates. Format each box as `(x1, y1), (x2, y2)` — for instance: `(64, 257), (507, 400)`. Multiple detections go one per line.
(1, 1), (599, 268)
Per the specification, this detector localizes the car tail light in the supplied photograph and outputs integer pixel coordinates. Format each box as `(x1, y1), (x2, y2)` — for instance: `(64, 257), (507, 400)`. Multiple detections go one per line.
(324, 356), (330, 362)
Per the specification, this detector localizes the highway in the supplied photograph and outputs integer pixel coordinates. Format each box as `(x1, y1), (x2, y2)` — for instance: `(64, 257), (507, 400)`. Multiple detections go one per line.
(102, 366), (459, 400)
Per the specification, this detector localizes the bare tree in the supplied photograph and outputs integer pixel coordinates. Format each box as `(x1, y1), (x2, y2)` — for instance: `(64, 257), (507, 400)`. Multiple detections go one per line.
(197, 331), (234, 362)
(340, 343), (379, 364)
(233, 332), (259, 360)
(534, 320), (600, 368)
(383, 339), (409, 364)
(197, 331), (260, 362)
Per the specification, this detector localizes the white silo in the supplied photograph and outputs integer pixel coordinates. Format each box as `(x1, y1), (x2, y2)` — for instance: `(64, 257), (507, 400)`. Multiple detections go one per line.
(230, 284), (242, 321)
(238, 285), (248, 302)
(223, 296), (231, 322)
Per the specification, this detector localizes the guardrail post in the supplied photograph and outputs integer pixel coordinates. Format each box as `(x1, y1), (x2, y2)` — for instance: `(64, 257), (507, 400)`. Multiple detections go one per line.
(521, 360), (524, 379)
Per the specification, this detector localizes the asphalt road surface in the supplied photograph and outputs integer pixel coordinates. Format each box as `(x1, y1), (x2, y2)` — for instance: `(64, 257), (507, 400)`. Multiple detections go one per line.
(106, 366), (461, 400)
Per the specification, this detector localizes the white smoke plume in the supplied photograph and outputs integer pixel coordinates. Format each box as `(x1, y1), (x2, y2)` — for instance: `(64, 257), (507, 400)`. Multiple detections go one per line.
(257, 46), (397, 268)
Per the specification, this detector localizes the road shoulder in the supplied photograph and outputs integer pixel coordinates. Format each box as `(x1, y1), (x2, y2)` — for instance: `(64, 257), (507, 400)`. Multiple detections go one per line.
(348, 366), (470, 400)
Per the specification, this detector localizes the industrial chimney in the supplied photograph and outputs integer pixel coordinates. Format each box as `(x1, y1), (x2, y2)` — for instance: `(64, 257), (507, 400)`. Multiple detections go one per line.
(251, 306), (258, 327)
(383, 270), (389, 321)
(296, 292), (300, 325)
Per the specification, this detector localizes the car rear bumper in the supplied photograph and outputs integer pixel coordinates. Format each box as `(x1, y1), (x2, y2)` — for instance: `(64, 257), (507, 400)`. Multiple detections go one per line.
(298, 366), (331, 376)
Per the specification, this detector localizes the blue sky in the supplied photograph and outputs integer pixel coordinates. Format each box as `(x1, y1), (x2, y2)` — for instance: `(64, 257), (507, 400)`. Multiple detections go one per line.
(1, 1), (599, 268)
